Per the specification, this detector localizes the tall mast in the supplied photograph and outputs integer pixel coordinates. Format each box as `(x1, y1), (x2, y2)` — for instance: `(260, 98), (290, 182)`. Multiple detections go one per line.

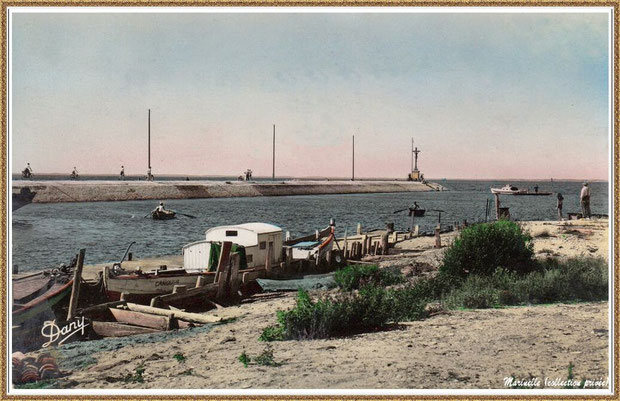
(148, 109), (151, 170)
(272, 124), (275, 181)
(352, 135), (355, 181)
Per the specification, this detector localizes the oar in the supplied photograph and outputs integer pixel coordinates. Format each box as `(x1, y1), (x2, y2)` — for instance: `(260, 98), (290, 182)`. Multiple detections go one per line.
(144, 211), (154, 218)
(393, 208), (409, 214)
(176, 212), (196, 219)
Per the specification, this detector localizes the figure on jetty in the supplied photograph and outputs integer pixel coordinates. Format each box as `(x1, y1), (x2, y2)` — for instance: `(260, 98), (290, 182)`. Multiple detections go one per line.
(244, 169), (253, 181)
(22, 163), (33, 179)
(70, 167), (79, 180)
(119, 166), (125, 180)
(556, 193), (564, 221)
(580, 182), (591, 219)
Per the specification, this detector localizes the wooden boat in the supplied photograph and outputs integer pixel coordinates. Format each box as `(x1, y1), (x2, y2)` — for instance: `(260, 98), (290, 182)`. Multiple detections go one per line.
(284, 225), (336, 262)
(410, 208), (425, 217)
(102, 265), (215, 302)
(12, 270), (73, 326)
(491, 185), (528, 195)
(152, 210), (176, 220)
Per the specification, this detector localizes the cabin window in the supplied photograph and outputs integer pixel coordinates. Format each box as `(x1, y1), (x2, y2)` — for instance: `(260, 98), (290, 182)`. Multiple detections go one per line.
(225, 230), (238, 237)
(259, 241), (266, 250)
(247, 255), (253, 263)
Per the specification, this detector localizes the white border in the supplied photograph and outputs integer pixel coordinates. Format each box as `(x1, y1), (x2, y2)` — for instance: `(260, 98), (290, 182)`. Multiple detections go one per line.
(5, 6), (616, 397)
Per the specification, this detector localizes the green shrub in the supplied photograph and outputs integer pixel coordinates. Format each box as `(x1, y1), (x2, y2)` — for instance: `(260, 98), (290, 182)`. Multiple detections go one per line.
(440, 221), (536, 279)
(334, 264), (403, 291)
(441, 257), (608, 309)
(261, 287), (399, 341)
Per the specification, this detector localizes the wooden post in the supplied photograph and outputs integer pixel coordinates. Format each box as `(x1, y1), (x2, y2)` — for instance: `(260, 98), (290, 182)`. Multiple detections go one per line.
(229, 253), (241, 298)
(434, 228), (442, 248)
(410, 212), (415, 233)
(356, 223), (362, 235)
(343, 228), (348, 260)
(66, 249), (85, 320)
(494, 193), (500, 221)
(361, 235), (368, 255)
(215, 242), (232, 299)
(381, 233), (389, 255)
(195, 276), (205, 288)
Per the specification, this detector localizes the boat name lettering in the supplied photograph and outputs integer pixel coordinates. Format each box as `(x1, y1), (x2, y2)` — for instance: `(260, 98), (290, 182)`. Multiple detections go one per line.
(155, 279), (180, 288)
(41, 317), (89, 348)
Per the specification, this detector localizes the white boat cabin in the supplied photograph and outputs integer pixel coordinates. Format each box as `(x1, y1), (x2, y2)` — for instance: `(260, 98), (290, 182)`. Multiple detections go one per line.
(183, 223), (283, 272)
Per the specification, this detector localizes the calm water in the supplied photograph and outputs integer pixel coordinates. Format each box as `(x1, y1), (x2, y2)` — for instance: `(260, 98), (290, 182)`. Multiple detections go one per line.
(11, 180), (609, 272)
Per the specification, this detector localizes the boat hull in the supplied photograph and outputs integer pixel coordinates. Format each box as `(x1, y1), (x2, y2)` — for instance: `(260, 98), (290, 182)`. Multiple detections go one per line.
(104, 269), (215, 302)
(152, 210), (176, 220)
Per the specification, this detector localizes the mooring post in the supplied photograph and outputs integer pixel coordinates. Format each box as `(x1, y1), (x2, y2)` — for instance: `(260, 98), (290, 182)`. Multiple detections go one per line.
(66, 249), (86, 320)
(494, 193), (500, 221)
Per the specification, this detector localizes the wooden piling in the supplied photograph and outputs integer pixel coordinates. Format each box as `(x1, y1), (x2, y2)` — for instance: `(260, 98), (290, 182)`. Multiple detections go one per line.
(361, 235), (368, 255)
(215, 242), (233, 300)
(434, 227), (442, 248)
(381, 233), (389, 255)
(66, 249), (85, 320)
(229, 253), (241, 298)
(494, 193), (500, 221)
(356, 223), (362, 235)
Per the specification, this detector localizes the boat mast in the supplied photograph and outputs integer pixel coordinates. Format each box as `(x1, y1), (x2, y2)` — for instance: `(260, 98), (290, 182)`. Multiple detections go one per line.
(352, 135), (355, 181)
(148, 109), (151, 172)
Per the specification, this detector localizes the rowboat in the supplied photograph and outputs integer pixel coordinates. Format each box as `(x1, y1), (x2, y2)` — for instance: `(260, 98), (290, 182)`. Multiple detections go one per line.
(490, 185), (528, 195)
(410, 208), (425, 217)
(102, 266), (215, 302)
(284, 224), (336, 263)
(12, 270), (73, 326)
(152, 210), (176, 220)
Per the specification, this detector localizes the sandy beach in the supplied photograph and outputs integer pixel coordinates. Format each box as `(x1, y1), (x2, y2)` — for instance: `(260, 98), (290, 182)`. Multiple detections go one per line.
(23, 219), (610, 390)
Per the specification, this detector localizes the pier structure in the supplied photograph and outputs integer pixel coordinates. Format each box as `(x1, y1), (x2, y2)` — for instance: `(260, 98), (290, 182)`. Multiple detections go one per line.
(12, 180), (445, 204)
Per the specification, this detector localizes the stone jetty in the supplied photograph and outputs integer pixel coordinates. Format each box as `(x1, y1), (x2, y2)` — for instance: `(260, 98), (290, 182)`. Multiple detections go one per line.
(12, 180), (445, 204)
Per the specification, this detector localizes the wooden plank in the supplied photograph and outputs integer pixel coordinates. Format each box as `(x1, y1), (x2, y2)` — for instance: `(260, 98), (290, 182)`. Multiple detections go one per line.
(91, 321), (160, 337)
(215, 242), (233, 299)
(125, 303), (222, 324)
(156, 283), (218, 305)
(66, 249), (85, 320)
(78, 300), (126, 316)
(108, 308), (170, 330)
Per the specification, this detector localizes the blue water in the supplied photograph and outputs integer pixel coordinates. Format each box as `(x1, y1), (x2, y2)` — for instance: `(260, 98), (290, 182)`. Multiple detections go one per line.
(11, 180), (609, 272)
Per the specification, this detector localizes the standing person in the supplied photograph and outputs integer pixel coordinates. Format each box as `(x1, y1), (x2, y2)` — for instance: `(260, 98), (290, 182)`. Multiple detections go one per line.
(580, 182), (591, 219)
(119, 165), (125, 180)
(556, 193), (564, 221)
(71, 167), (79, 179)
(534, 184), (539, 194)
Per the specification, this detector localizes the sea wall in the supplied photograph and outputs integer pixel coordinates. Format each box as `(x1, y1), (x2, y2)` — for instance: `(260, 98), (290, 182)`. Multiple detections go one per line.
(13, 180), (445, 204)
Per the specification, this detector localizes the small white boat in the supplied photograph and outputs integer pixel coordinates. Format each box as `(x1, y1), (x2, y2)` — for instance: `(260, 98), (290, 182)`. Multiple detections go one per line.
(490, 185), (528, 195)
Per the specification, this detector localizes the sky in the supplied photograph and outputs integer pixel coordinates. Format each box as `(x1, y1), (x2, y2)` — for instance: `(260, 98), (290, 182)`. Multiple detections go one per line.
(10, 10), (611, 180)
